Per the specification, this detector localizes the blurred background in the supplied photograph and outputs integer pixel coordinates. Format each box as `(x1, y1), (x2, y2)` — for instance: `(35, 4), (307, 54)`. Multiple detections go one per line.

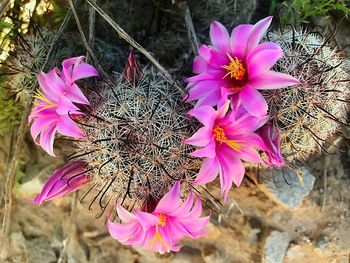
(0, 0), (350, 262)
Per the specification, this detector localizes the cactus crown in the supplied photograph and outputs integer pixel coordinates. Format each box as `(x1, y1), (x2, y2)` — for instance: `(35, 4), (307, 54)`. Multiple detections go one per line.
(263, 28), (350, 164)
(72, 69), (200, 214)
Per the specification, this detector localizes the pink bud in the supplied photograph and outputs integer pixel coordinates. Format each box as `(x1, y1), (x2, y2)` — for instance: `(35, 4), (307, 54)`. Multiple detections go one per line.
(122, 51), (141, 84)
(257, 123), (285, 167)
(32, 161), (90, 205)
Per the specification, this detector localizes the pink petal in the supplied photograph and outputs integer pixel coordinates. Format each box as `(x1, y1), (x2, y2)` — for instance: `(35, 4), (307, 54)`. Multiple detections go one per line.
(195, 89), (222, 107)
(39, 125), (57, 156)
(62, 56), (84, 69)
(217, 153), (245, 200)
(185, 80), (221, 102)
(32, 162), (88, 205)
(250, 70), (300, 90)
(168, 192), (194, 217)
(72, 63), (99, 82)
(188, 106), (217, 127)
(126, 228), (147, 246)
(117, 203), (137, 223)
(190, 139), (216, 158)
(247, 43), (283, 79)
(56, 115), (85, 138)
(66, 83), (90, 105)
(55, 96), (81, 115)
(186, 70), (223, 83)
(107, 220), (139, 241)
(135, 211), (159, 230)
(185, 127), (212, 147)
(30, 116), (57, 144)
(233, 113), (269, 133)
(246, 16), (273, 54)
(38, 72), (61, 102)
(198, 44), (227, 68)
(158, 226), (173, 252)
(180, 216), (210, 234)
(193, 56), (207, 74)
(186, 196), (203, 219)
(155, 181), (182, 214)
(62, 56), (85, 83)
(168, 218), (191, 241)
(240, 85), (268, 117)
(194, 157), (220, 185)
(230, 24), (253, 60)
(210, 21), (230, 52)
(236, 146), (263, 163)
(216, 99), (230, 119)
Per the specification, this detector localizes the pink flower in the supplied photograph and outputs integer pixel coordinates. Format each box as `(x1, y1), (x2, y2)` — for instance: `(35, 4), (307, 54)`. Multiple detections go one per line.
(29, 56), (99, 156)
(185, 100), (268, 200)
(257, 123), (285, 167)
(107, 182), (209, 254)
(32, 161), (90, 206)
(185, 17), (299, 117)
(122, 51), (141, 84)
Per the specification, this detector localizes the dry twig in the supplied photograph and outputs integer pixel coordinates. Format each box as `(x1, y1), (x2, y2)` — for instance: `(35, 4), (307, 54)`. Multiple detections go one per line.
(86, 0), (97, 63)
(68, 0), (110, 80)
(0, 1), (76, 255)
(57, 192), (78, 263)
(0, 0), (11, 18)
(182, 1), (199, 54)
(84, 0), (186, 95)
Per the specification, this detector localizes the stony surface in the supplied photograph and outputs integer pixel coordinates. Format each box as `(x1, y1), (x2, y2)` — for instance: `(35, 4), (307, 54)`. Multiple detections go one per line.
(262, 231), (292, 263)
(258, 166), (316, 208)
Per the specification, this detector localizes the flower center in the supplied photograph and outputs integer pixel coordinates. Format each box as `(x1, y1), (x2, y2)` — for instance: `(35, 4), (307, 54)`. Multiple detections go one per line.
(222, 53), (246, 81)
(150, 213), (170, 251)
(212, 124), (244, 152)
(213, 125), (227, 143)
(158, 213), (167, 227)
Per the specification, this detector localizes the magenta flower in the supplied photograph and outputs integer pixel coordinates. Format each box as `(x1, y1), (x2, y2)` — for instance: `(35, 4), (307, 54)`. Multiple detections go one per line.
(32, 161), (90, 206)
(185, 100), (268, 200)
(185, 16), (300, 117)
(29, 56), (99, 156)
(107, 182), (209, 254)
(257, 123), (285, 167)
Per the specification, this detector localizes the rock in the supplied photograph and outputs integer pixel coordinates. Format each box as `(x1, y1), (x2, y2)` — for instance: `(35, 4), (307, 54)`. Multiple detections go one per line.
(263, 231), (292, 263)
(17, 177), (43, 199)
(26, 238), (57, 263)
(259, 166), (316, 208)
(315, 236), (330, 254)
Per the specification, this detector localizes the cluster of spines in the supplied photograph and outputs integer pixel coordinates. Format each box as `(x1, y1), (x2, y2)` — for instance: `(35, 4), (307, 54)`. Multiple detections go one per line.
(69, 69), (201, 215)
(263, 28), (350, 164)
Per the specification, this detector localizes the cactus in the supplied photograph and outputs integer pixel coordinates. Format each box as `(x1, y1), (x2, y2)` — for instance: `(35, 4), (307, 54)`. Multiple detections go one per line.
(1, 29), (71, 103)
(71, 68), (200, 213)
(263, 28), (350, 164)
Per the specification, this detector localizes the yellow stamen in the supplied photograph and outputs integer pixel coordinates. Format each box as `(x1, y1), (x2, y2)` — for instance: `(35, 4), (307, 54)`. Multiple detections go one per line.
(222, 53), (246, 80)
(226, 140), (244, 152)
(34, 89), (57, 108)
(212, 124), (244, 152)
(32, 89), (58, 115)
(150, 214), (170, 251)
